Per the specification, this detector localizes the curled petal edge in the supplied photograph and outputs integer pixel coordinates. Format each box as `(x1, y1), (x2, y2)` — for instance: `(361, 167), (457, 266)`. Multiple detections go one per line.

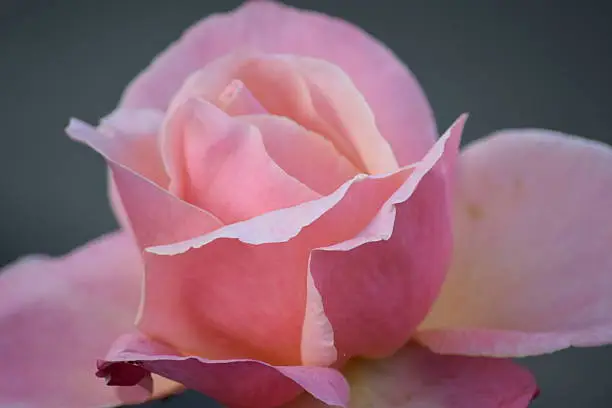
(147, 114), (469, 256)
(98, 333), (350, 408)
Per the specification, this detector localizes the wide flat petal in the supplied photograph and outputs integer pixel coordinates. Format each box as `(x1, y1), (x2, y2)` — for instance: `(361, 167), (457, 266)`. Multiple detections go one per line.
(138, 234), (313, 366)
(307, 116), (465, 362)
(119, 1), (436, 167)
(162, 98), (320, 223)
(285, 344), (537, 408)
(0, 232), (169, 408)
(99, 332), (349, 408)
(418, 129), (612, 357)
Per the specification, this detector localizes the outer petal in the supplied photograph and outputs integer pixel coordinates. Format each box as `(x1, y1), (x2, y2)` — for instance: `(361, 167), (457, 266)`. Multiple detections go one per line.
(306, 116), (465, 362)
(98, 108), (168, 188)
(66, 119), (223, 250)
(0, 232), (157, 408)
(99, 332), (350, 408)
(67, 120), (263, 364)
(418, 130), (612, 357)
(285, 344), (538, 408)
(139, 235), (313, 365)
(96, 108), (169, 232)
(144, 116), (466, 367)
(119, 0), (436, 166)
(68, 118), (317, 367)
(140, 172), (402, 367)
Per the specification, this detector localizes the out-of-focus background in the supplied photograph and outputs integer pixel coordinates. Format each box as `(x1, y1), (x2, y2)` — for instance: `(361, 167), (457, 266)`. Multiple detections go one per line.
(1, 1), (611, 407)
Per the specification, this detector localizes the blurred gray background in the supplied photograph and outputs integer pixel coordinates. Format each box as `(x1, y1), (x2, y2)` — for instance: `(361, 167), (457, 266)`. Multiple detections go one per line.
(1, 1), (611, 407)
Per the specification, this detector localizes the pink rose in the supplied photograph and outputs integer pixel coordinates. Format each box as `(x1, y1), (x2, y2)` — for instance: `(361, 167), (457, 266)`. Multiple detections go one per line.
(1, 2), (611, 408)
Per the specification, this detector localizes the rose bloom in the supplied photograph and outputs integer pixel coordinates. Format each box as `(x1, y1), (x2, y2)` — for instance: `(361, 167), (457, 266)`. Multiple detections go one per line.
(1, 2), (611, 408)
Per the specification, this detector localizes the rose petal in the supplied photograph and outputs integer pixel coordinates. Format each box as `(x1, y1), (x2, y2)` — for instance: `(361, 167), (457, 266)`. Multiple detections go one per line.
(144, 173), (379, 254)
(146, 114), (467, 255)
(119, 1), (436, 167)
(306, 115), (465, 361)
(111, 132), (306, 365)
(285, 344), (538, 408)
(66, 119), (223, 249)
(143, 116), (466, 367)
(161, 98), (320, 223)
(100, 332), (349, 408)
(218, 79), (267, 116)
(139, 235), (313, 365)
(235, 55), (399, 174)
(78, 108), (168, 188)
(418, 129), (612, 357)
(139, 172), (401, 367)
(67, 120), (319, 366)
(93, 123), (281, 364)
(68, 120), (241, 361)
(94, 108), (169, 232)
(239, 114), (360, 195)
(0, 232), (174, 407)
(301, 271), (337, 367)
(169, 53), (398, 174)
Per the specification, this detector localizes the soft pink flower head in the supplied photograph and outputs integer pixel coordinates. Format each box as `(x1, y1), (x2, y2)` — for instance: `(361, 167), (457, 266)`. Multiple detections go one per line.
(1, 2), (611, 408)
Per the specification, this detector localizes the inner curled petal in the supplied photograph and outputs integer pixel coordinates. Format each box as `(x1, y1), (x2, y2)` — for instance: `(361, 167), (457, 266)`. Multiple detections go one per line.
(161, 97), (320, 224)
(167, 52), (399, 178)
(236, 55), (399, 174)
(217, 79), (267, 116)
(238, 114), (360, 195)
